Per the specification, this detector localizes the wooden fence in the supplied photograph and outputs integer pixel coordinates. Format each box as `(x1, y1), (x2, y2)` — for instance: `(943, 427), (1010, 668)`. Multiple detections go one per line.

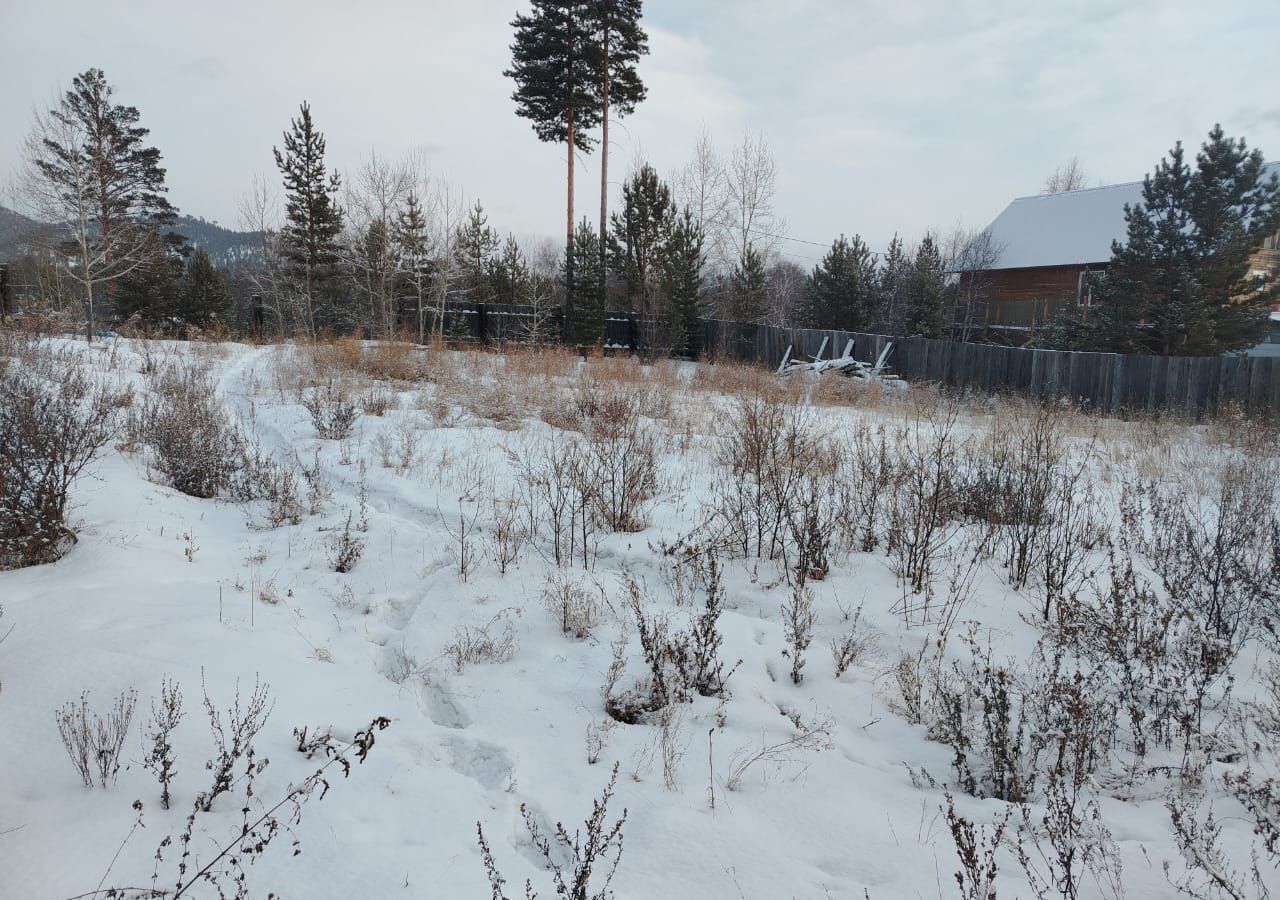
(400, 302), (1280, 416)
(701, 320), (1280, 417)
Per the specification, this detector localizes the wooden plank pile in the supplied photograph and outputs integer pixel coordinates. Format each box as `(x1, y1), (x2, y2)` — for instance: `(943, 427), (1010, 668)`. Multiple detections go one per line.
(778, 338), (905, 388)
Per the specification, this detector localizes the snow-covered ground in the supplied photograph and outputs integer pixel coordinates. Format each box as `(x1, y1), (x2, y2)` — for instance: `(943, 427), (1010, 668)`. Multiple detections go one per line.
(2, 336), (1275, 899)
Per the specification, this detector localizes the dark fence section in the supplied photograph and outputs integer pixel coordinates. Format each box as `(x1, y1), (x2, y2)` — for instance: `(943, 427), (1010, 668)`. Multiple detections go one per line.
(390, 302), (1278, 416)
(701, 320), (1280, 417)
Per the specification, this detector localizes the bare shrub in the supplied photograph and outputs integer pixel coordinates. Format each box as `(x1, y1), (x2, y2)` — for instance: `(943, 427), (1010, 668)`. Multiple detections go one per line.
(0, 352), (116, 568)
(944, 790), (1011, 900)
(542, 571), (604, 639)
(142, 360), (242, 498)
(489, 493), (528, 575)
(446, 614), (518, 672)
(840, 421), (897, 553)
(517, 436), (597, 569)
(1146, 458), (1280, 655)
(91, 716), (391, 900)
(781, 584), (815, 685)
(477, 762), (627, 900)
(56, 688), (138, 788)
(199, 676), (273, 812)
(579, 385), (659, 533)
(832, 604), (871, 678)
(143, 678), (184, 809)
(326, 511), (366, 573)
(885, 404), (968, 598)
(1015, 770), (1125, 900)
(359, 384), (397, 416)
(301, 377), (359, 440)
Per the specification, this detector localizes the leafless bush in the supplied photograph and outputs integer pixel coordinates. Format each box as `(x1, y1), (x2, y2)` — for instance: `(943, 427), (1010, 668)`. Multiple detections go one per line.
(885, 405), (968, 598)
(517, 436), (597, 569)
(832, 604), (871, 678)
(444, 506), (483, 581)
(489, 493), (528, 574)
(1166, 786), (1269, 900)
(840, 422), (898, 553)
(1146, 458), (1280, 655)
(0, 353), (116, 568)
(782, 584), (815, 685)
(142, 678), (184, 809)
(445, 614), (517, 672)
(199, 676), (273, 812)
(542, 571), (604, 640)
(56, 688), (138, 788)
(477, 762), (627, 900)
(580, 387), (659, 533)
(142, 361), (242, 499)
(301, 377), (359, 440)
(359, 384), (397, 416)
(90, 716), (390, 900)
(944, 790), (1011, 900)
(1014, 769), (1125, 900)
(326, 511), (365, 573)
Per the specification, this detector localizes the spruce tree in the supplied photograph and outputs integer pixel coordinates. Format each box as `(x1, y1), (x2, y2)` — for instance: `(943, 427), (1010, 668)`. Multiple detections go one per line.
(453, 201), (500, 305)
(181, 247), (234, 329)
(273, 101), (344, 336)
(506, 1), (601, 313)
(904, 234), (945, 338)
(804, 234), (877, 331)
(114, 235), (184, 329)
(662, 208), (705, 357)
(1092, 126), (1280, 355)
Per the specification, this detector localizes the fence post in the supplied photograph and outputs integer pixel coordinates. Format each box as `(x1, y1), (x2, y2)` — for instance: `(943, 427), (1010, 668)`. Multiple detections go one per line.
(0, 264), (10, 321)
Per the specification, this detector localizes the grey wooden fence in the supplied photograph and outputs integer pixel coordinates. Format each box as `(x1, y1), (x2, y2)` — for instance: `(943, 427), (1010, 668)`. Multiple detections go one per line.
(700, 320), (1280, 417)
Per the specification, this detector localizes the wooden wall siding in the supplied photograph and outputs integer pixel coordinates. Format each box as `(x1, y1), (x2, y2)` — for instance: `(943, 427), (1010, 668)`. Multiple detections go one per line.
(699, 319), (1280, 417)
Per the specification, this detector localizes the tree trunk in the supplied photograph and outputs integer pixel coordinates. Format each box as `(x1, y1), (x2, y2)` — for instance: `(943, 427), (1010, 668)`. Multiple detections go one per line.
(599, 34), (610, 306)
(566, 107), (576, 340)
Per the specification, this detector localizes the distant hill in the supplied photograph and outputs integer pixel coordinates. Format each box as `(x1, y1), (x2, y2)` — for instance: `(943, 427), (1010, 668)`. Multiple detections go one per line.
(0, 206), (40, 264)
(170, 215), (264, 270)
(0, 207), (263, 272)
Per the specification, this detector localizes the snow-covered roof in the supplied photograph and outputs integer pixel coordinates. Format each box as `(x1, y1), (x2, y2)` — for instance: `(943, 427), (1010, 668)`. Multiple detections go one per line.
(983, 161), (1280, 271)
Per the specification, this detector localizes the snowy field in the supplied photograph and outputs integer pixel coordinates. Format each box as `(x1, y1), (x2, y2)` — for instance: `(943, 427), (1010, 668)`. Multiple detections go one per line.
(2, 334), (1278, 900)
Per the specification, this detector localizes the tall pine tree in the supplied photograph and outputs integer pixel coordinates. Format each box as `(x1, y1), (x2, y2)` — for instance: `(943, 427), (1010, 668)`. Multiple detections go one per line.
(588, 0), (648, 303)
(453, 200), (500, 305)
(273, 101), (344, 337)
(507, 1), (602, 320)
(393, 190), (432, 341)
(24, 68), (180, 339)
(727, 246), (767, 324)
(608, 164), (676, 315)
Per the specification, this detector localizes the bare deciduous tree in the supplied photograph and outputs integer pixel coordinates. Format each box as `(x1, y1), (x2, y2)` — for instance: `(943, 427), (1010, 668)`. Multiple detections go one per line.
(344, 151), (415, 338)
(1043, 156), (1089, 194)
(943, 224), (1006, 341)
(722, 131), (786, 270)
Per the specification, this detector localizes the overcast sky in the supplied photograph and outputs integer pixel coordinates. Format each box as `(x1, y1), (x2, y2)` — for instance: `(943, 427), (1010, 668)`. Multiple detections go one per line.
(2, 0), (1278, 266)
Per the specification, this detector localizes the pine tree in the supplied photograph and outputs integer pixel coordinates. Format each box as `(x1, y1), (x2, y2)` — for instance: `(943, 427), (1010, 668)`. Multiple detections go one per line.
(608, 164), (676, 315)
(874, 233), (909, 333)
(25, 68), (179, 340)
(728, 246), (767, 324)
(273, 101), (344, 336)
(663, 208), (705, 357)
(566, 218), (606, 345)
(1092, 126), (1280, 355)
(904, 234), (945, 338)
(587, 0), (648, 304)
(453, 200), (500, 305)
(490, 235), (530, 306)
(114, 233), (184, 329)
(393, 190), (432, 341)
(804, 234), (877, 331)
(181, 247), (234, 329)
(506, 1), (601, 313)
